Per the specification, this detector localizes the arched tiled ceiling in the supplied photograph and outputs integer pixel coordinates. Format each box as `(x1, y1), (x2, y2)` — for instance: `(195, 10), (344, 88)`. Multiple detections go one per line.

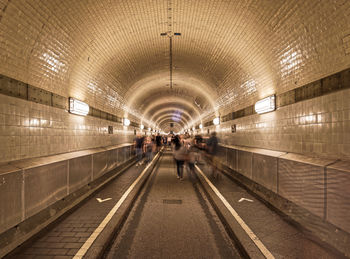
(137, 93), (204, 124)
(159, 120), (183, 133)
(155, 115), (189, 129)
(125, 72), (215, 117)
(150, 109), (193, 125)
(142, 100), (201, 125)
(154, 113), (189, 125)
(0, 1), (349, 131)
(157, 118), (186, 129)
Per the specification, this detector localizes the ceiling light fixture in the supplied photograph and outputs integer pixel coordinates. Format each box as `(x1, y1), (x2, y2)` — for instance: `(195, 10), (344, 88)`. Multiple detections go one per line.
(160, 1), (181, 89)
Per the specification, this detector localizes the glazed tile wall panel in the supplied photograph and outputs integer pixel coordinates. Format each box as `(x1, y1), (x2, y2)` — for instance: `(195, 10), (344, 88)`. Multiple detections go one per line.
(218, 88), (350, 160)
(0, 94), (134, 163)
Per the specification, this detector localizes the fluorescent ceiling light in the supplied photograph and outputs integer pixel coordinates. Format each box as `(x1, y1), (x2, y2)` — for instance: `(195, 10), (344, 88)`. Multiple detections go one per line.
(213, 117), (220, 125)
(69, 98), (89, 116)
(123, 118), (130, 126)
(255, 95), (276, 114)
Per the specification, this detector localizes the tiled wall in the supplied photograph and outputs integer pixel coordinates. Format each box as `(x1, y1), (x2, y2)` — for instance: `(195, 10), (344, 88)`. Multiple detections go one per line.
(0, 94), (135, 163)
(213, 88), (350, 160)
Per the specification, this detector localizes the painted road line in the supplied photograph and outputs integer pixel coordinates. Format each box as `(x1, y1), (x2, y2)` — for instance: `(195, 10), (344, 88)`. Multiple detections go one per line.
(73, 152), (160, 259)
(238, 198), (253, 203)
(195, 165), (275, 259)
(96, 198), (112, 203)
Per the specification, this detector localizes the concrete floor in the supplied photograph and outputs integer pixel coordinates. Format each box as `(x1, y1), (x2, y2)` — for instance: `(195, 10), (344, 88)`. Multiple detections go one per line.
(105, 152), (240, 258)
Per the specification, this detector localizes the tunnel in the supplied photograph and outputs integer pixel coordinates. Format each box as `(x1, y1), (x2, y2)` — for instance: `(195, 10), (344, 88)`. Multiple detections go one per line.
(0, 0), (350, 258)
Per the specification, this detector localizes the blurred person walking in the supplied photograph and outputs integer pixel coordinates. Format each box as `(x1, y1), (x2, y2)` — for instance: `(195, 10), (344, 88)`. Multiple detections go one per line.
(206, 132), (219, 179)
(145, 136), (154, 164)
(134, 133), (145, 167)
(173, 136), (187, 180)
(167, 135), (172, 147)
(187, 145), (198, 175)
(156, 133), (162, 152)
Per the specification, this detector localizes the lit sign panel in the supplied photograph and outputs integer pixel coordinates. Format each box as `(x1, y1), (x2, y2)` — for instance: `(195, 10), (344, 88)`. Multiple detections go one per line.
(213, 117), (220, 125)
(123, 118), (130, 126)
(69, 98), (89, 116)
(254, 95), (276, 114)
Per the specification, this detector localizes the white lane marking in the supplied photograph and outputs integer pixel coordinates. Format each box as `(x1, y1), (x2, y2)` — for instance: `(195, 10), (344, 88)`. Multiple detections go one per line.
(238, 198), (253, 203)
(96, 198), (112, 203)
(73, 152), (160, 259)
(195, 165), (275, 259)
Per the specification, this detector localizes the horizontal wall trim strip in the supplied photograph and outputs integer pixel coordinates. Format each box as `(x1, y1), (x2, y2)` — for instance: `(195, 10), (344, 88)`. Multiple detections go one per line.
(206, 68), (350, 126)
(0, 74), (140, 127)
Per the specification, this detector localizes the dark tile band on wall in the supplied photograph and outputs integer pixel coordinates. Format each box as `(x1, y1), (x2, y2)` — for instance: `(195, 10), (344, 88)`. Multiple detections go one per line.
(0, 74), (139, 127)
(208, 68), (350, 125)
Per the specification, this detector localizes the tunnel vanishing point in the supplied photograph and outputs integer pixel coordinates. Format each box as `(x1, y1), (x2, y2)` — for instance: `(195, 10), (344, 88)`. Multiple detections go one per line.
(0, 1), (350, 258)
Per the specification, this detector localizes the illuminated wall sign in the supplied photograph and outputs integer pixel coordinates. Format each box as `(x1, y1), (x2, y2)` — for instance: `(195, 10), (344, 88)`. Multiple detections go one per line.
(69, 98), (89, 116)
(213, 117), (220, 125)
(255, 95), (276, 114)
(123, 118), (130, 126)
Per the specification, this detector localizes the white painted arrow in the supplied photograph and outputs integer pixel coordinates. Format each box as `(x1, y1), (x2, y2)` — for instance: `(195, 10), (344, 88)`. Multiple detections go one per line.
(238, 198), (253, 203)
(96, 198), (112, 203)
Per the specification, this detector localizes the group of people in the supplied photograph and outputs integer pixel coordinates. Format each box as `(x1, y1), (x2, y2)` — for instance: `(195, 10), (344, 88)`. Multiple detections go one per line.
(134, 131), (220, 179)
(172, 132), (219, 180)
(134, 133), (164, 166)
